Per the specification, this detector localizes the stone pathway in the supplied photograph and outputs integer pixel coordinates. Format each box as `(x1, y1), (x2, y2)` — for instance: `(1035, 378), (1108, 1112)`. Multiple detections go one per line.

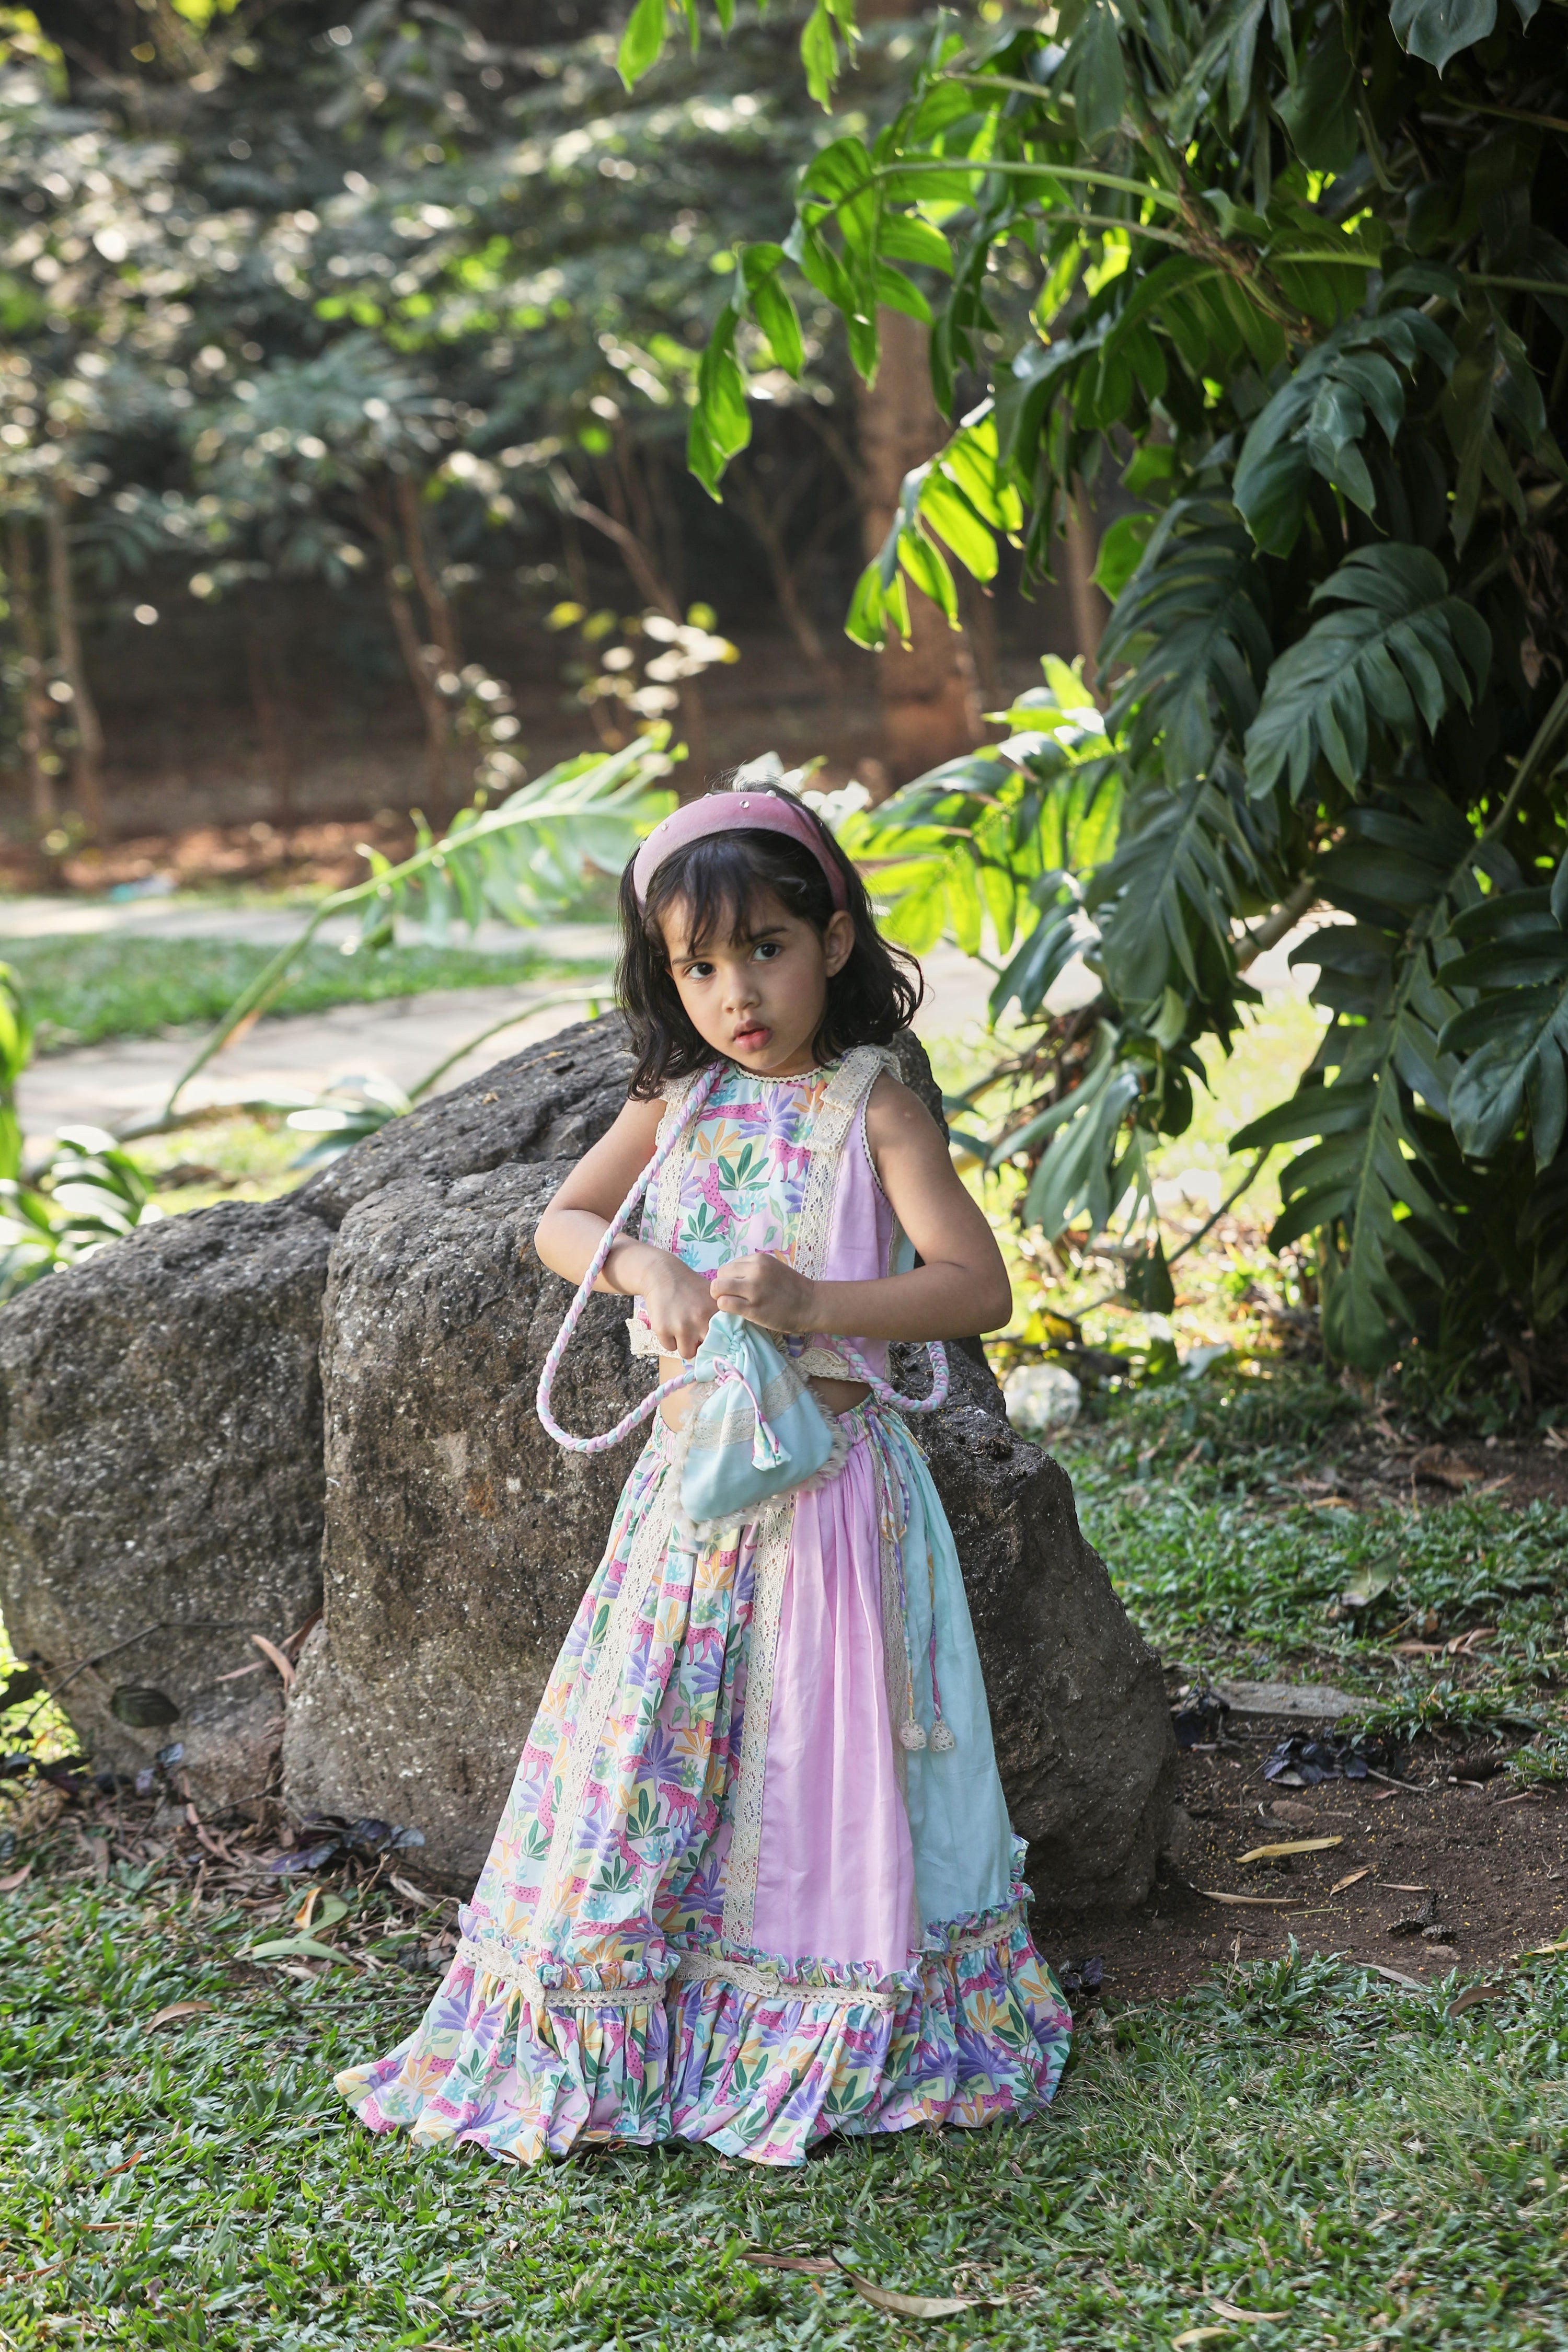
(4, 890), (1011, 1149)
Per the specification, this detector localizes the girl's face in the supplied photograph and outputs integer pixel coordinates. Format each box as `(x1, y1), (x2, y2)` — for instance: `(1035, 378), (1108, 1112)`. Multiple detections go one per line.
(659, 888), (855, 1076)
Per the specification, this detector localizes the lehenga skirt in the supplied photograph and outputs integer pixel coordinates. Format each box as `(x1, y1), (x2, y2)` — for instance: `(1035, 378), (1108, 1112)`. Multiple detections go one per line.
(336, 1401), (1071, 2166)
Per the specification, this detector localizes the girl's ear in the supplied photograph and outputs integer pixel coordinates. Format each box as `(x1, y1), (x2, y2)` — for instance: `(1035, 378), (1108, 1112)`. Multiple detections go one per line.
(822, 908), (855, 978)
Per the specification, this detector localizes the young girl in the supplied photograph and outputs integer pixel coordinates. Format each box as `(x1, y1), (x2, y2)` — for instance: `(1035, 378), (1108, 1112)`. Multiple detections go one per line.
(336, 780), (1071, 2166)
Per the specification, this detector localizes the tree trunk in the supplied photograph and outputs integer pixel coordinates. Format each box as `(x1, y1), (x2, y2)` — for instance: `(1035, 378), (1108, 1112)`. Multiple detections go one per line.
(1064, 492), (1109, 693)
(44, 482), (110, 845)
(394, 471), (462, 673)
(854, 308), (983, 788)
(242, 595), (295, 832)
(7, 517), (55, 834)
(364, 485), (452, 823)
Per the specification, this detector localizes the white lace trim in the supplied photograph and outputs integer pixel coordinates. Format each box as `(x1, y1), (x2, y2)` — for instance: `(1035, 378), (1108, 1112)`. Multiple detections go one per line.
(457, 1914), (1024, 2016)
(673, 1951), (900, 2013)
(720, 1495), (794, 1945)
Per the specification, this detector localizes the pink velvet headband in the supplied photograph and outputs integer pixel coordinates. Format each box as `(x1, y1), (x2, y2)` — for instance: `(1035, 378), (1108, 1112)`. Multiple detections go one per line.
(631, 790), (849, 913)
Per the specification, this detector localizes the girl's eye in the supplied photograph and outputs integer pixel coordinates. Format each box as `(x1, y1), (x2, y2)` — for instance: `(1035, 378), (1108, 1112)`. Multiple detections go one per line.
(753, 942), (781, 961)
(683, 961), (713, 979)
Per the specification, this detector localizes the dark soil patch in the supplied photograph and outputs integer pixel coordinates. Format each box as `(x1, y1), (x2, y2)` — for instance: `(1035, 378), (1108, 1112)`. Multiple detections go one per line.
(1318, 1431), (1568, 1512)
(1039, 1731), (1568, 2006)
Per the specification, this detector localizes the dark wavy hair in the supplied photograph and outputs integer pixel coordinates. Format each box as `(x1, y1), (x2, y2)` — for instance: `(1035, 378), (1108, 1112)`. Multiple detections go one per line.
(617, 783), (923, 1098)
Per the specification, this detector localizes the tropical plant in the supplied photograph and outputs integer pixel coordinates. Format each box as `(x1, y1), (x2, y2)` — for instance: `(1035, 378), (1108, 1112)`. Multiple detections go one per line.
(159, 736), (674, 1120)
(661, 0), (1568, 1386)
(0, 1125), (162, 1305)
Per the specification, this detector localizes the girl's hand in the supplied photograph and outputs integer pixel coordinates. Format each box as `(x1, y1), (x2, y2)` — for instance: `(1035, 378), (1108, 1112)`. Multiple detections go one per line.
(710, 1253), (817, 1333)
(641, 1251), (719, 1361)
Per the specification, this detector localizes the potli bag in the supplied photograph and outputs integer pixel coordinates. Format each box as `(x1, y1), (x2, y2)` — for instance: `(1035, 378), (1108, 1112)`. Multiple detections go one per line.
(534, 1059), (951, 1530)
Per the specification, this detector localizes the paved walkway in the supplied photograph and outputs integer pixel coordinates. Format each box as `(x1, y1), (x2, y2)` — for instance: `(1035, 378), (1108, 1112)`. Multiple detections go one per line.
(5, 887), (1014, 1148)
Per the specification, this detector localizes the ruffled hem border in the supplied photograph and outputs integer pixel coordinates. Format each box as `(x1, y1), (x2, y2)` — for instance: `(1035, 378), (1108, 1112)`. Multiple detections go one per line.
(336, 1902), (1071, 2170)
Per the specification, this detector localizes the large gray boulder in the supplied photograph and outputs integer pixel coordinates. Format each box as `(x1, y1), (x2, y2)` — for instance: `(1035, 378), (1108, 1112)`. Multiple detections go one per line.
(0, 1198), (331, 1806)
(0, 1014), (640, 1812)
(283, 1159), (650, 1886)
(285, 1165), (1178, 1908)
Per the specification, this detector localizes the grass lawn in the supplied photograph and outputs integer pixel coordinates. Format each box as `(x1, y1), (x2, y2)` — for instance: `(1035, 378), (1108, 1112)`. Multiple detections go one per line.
(4, 1872), (1568, 2349)
(0, 936), (606, 1056)
(5, 1372), (1568, 2347)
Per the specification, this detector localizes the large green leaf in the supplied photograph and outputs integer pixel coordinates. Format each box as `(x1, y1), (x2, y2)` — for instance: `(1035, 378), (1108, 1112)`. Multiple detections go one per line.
(1390, 0), (1496, 75)
(1085, 762), (1275, 1011)
(1101, 497), (1274, 782)
(1233, 309), (1455, 556)
(1442, 862), (1568, 1165)
(1243, 546), (1491, 800)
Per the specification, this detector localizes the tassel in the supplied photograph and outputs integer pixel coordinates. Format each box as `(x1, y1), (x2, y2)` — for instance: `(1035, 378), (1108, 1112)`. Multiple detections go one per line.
(930, 1718), (956, 1753)
(899, 1720), (927, 1751)
(750, 1420), (783, 1471)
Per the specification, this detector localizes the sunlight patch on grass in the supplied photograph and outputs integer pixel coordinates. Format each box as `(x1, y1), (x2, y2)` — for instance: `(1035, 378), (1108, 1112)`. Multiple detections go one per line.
(1, 935), (604, 1054)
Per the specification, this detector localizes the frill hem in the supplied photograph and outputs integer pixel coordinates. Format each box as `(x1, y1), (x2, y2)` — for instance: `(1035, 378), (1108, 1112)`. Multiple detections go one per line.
(336, 1904), (1071, 2169)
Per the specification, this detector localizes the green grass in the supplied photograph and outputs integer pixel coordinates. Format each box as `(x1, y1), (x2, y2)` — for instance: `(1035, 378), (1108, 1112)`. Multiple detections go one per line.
(0, 936), (608, 1055)
(5, 1380), (1568, 2343)
(1055, 1369), (1568, 1762)
(4, 1875), (1568, 2348)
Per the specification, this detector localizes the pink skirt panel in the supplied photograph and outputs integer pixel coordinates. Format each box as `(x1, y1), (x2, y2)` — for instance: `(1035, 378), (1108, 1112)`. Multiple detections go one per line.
(750, 1434), (916, 1975)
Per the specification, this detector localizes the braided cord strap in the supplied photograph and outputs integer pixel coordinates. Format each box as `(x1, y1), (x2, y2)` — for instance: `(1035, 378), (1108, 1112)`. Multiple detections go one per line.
(535, 1062), (725, 1455)
(834, 1338), (950, 1415)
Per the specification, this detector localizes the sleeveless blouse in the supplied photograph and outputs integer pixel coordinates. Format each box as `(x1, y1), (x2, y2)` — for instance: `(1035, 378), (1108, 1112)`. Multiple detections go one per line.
(628, 1047), (911, 1380)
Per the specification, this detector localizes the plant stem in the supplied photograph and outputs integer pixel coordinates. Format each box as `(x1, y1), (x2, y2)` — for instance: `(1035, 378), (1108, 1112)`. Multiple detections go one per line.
(407, 991), (605, 1103)
(158, 738), (664, 1119)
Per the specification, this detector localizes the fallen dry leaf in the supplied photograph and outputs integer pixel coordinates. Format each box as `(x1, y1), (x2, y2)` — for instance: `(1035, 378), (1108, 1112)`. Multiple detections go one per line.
(742, 2250), (836, 2277)
(1493, 1791), (1542, 1807)
(0, 1863), (33, 1893)
(146, 2000), (214, 2032)
(1330, 1866), (1373, 1896)
(836, 2266), (982, 2318)
(249, 1633), (295, 1689)
(100, 2150), (144, 2178)
(1369, 1964), (1426, 1991)
(1173, 2330), (1234, 2348)
(1211, 2298), (1287, 2322)
(1521, 1939), (1568, 1958)
(1366, 1788), (1399, 1804)
(389, 1872), (445, 1909)
(1376, 1882), (1432, 1894)
(1447, 1981), (1508, 2019)
(1237, 1836), (1343, 1864)
(1197, 1889), (1299, 1908)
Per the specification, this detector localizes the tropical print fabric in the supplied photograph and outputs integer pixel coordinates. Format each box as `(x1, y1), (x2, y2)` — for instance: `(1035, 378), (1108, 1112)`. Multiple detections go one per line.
(336, 1057), (1072, 2166)
(649, 1064), (829, 1273)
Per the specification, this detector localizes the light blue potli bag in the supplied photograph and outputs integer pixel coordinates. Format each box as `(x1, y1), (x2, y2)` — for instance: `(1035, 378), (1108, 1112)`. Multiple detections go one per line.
(678, 1309), (841, 1531)
(535, 1059), (948, 1531)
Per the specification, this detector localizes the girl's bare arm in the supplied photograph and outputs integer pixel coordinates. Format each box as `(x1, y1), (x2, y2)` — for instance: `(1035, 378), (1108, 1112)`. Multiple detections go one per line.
(710, 1074), (1013, 1341)
(534, 1097), (717, 1358)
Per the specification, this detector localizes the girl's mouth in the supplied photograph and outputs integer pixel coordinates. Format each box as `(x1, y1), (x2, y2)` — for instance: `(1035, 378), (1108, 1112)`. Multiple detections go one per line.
(732, 1023), (771, 1052)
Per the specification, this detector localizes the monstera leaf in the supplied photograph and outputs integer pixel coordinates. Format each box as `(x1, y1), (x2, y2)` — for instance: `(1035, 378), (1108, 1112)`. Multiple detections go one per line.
(1101, 497), (1274, 781)
(1086, 762), (1276, 1010)
(1442, 859), (1568, 1166)
(1244, 545), (1491, 800)
(1233, 307), (1456, 555)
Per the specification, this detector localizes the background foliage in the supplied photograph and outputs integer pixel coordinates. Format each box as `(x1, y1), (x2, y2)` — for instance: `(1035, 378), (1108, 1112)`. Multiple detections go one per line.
(675, 0), (1568, 1394)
